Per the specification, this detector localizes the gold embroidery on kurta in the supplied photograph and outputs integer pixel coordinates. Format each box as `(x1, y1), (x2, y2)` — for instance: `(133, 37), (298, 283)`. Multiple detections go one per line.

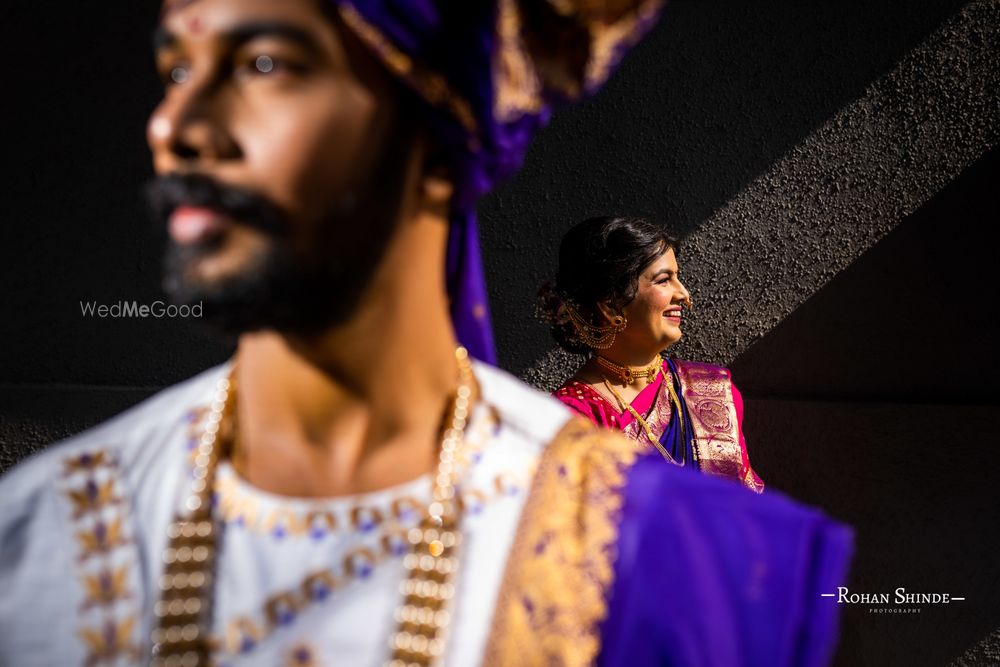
(285, 640), (322, 667)
(80, 565), (132, 610)
(190, 403), (503, 540)
(211, 468), (528, 539)
(65, 479), (121, 520)
(78, 616), (138, 667)
(62, 448), (141, 665)
(483, 418), (637, 666)
(62, 450), (113, 477)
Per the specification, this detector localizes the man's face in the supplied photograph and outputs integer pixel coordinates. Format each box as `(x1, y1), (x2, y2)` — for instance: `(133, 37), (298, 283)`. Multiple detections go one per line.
(147, 0), (412, 334)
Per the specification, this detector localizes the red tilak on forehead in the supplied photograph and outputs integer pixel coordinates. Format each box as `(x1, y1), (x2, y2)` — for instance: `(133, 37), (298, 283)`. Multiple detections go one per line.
(188, 16), (203, 33)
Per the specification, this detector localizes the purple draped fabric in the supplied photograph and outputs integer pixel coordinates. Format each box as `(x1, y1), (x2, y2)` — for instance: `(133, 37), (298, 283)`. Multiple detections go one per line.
(599, 453), (853, 667)
(338, 0), (662, 362)
(445, 209), (496, 364)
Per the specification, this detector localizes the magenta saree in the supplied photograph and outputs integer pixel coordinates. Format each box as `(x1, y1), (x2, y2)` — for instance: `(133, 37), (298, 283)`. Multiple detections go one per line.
(554, 358), (765, 493)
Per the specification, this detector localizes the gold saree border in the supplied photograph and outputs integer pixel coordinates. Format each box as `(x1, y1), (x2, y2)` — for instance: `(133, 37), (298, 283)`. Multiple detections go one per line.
(675, 360), (764, 494)
(483, 417), (639, 666)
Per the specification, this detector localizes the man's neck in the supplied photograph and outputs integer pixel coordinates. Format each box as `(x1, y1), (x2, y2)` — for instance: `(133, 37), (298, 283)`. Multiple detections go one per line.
(228, 213), (469, 498)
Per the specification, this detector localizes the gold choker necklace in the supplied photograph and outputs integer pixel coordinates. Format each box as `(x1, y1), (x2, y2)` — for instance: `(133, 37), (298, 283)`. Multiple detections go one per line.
(595, 354), (662, 385)
(151, 348), (474, 667)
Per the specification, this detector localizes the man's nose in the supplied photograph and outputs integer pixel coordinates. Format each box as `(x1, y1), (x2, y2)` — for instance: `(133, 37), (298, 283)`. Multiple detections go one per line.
(147, 78), (238, 170)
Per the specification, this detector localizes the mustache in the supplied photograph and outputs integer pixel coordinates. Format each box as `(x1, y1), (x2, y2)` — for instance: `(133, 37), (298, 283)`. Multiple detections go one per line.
(144, 172), (290, 237)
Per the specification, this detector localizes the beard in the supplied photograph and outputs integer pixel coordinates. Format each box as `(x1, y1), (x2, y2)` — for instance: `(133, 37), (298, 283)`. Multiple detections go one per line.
(145, 172), (393, 337)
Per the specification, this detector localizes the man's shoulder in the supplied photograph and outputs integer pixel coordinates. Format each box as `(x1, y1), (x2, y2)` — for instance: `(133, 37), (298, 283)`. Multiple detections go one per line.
(0, 367), (226, 663)
(0, 364), (228, 504)
(472, 360), (576, 445)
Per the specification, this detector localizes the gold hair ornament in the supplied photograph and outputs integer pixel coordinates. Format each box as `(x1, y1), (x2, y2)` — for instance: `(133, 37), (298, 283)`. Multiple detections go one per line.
(561, 297), (627, 349)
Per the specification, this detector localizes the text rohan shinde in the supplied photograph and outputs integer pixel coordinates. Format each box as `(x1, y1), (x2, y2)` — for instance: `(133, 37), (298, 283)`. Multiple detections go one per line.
(836, 587), (957, 605)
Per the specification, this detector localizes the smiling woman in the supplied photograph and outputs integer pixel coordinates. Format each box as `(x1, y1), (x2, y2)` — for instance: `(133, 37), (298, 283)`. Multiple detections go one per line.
(0, 1), (860, 666)
(543, 216), (764, 492)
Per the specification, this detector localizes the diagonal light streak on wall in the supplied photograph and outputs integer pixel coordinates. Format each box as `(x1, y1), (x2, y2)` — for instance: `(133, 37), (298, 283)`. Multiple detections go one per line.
(948, 626), (1000, 666)
(523, 0), (999, 391)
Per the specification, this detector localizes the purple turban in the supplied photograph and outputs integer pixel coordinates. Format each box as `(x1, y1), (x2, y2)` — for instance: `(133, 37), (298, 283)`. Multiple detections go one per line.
(337, 0), (665, 363)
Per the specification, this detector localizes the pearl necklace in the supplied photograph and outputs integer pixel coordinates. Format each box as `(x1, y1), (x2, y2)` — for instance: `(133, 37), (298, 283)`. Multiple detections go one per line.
(151, 348), (474, 667)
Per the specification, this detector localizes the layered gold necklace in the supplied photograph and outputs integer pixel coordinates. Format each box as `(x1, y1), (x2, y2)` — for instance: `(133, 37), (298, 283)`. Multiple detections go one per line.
(592, 354), (681, 465)
(151, 348), (474, 667)
(600, 379), (676, 464)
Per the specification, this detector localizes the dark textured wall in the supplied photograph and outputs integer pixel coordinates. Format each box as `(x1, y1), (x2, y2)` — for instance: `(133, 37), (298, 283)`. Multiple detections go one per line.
(736, 148), (1000, 667)
(1, 1), (998, 664)
(483, 0), (995, 378)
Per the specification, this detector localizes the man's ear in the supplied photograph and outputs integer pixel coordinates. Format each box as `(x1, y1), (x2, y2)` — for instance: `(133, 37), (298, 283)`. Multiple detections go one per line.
(420, 173), (453, 215)
(415, 142), (454, 220)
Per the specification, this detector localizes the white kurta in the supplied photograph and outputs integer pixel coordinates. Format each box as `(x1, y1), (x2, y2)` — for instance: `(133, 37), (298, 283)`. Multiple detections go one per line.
(0, 362), (574, 667)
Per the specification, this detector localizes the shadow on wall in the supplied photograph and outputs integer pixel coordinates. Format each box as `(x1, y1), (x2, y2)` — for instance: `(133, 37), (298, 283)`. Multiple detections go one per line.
(479, 0), (969, 375)
(733, 148), (1000, 667)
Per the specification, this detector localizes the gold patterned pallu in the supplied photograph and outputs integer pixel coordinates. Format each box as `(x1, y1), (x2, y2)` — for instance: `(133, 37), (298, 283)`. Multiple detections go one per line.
(621, 360), (764, 493)
(673, 361), (764, 493)
(483, 418), (638, 666)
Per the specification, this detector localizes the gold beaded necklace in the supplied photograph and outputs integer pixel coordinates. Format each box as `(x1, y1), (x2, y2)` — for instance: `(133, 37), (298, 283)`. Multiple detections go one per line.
(594, 354), (662, 385)
(151, 347), (475, 667)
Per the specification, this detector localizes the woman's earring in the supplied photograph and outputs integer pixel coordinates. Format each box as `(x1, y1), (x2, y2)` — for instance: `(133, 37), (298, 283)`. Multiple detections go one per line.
(562, 300), (627, 349)
(594, 313), (627, 349)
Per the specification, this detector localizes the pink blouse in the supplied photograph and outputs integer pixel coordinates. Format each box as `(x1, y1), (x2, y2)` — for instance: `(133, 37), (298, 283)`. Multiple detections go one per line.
(552, 369), (751, 470)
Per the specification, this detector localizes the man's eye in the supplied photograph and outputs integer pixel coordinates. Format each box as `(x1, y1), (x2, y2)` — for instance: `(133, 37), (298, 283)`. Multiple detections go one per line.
(253, 55), (276, 74)
(237, 54), (294, 79)
(160, 63), (190, 86)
